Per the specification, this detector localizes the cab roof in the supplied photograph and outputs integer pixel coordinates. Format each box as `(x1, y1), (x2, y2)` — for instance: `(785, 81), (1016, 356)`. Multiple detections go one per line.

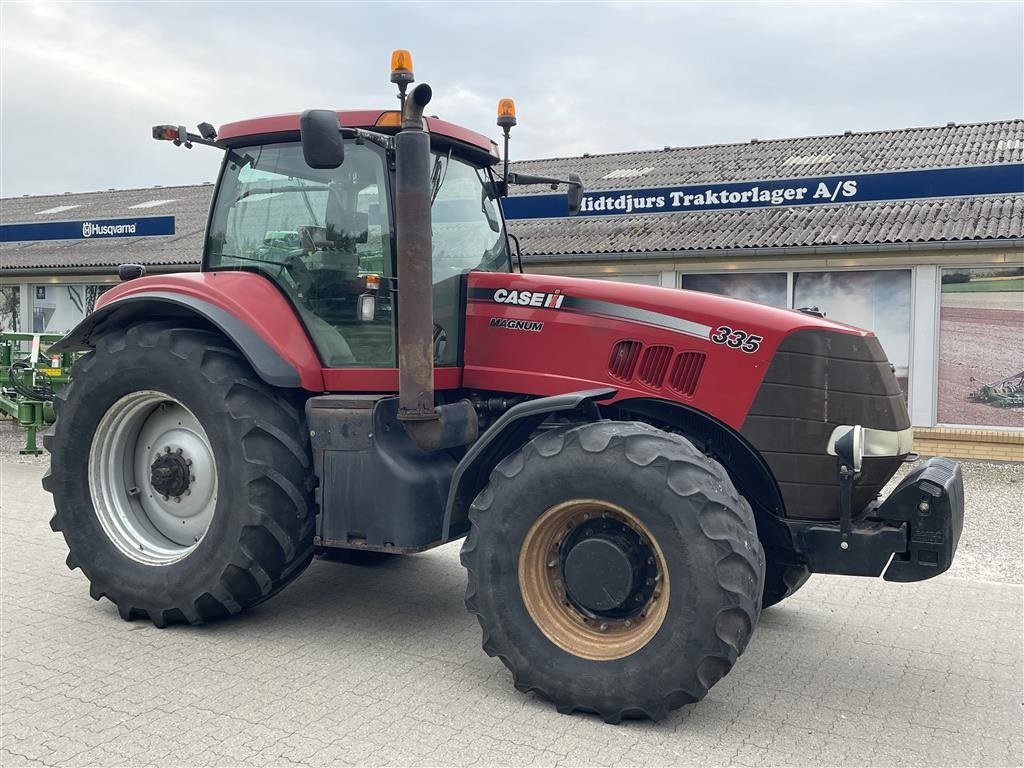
(218, 109), (500, 164)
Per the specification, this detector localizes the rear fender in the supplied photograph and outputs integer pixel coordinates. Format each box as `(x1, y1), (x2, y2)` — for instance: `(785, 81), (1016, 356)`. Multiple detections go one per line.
(50, 273), (324, 391)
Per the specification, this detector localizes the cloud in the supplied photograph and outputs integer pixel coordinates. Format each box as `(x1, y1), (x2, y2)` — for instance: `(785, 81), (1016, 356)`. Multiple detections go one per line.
(1, 0), (1021, 197)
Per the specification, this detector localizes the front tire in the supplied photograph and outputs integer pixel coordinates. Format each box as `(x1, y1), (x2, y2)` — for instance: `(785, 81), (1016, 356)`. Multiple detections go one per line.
(44, 322), (315, 626)
(761, 560), (811, 608)
(461, 421), (765, 722)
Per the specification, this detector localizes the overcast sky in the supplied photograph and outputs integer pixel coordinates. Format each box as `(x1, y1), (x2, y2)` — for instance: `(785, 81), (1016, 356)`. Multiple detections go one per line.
(1, 1), (1021, 198)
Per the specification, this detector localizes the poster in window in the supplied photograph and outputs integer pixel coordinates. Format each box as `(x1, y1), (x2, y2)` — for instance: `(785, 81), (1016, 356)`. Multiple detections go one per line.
(794, 270), (912, 398)
(937, 267), (1024, 428)
(0, 286), (19, 332)
(681, 272), (788, 307)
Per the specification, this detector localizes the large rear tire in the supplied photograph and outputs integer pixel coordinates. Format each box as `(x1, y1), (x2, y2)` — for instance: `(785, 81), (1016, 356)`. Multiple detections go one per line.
(461, 421), (765, 722)
(44, 322), (315, 627)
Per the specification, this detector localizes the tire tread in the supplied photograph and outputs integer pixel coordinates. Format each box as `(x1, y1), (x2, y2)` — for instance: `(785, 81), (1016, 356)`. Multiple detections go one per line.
(461, 420), (764, 723)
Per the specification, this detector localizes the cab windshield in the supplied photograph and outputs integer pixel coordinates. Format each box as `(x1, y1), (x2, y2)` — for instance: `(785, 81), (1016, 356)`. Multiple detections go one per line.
(205, 139), (509, 368)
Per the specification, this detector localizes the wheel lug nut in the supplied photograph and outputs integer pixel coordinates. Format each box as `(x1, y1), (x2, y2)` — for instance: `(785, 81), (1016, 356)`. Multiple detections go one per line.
(547, 559), (557, 568)
(186, 458), (192, 466)
(162, 494), (169, 501)
(174, 496), (181, 503)
(624, 619), (632, 628)
(185, 489), (191, 496)
(599, 622), (609, 632)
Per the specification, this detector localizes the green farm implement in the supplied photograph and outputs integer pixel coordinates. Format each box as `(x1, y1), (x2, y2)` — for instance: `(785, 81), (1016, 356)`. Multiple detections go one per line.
(1, 332), (75, 454)
(970, 371), (1024, 409)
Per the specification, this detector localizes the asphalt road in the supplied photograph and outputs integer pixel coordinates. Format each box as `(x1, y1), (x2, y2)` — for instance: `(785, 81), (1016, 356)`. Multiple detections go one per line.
(2, 455), (1022, 768)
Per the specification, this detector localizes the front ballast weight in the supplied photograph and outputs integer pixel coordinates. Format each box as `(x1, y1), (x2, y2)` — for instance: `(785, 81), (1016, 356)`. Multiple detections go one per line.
(790, 424), (964, 582)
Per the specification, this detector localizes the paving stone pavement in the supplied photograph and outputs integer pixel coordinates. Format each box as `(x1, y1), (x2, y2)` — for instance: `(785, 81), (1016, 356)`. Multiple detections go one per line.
(2, 459), (1022, 767)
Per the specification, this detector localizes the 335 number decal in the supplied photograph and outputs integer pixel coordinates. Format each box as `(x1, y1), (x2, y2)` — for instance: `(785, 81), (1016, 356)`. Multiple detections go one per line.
(710, 325), (763, 354)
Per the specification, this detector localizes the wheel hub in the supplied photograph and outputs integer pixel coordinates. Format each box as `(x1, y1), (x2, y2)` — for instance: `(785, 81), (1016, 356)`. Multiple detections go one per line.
(150, 450), (192, 498)
(89, 391), (218, 565)
(518, 499), (670, 661)
(562, 523), (654, 614)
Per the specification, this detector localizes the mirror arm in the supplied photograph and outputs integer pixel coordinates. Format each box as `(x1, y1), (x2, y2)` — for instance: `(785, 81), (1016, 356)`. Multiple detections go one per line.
(507, 232), (524, 274)
(341, 127), (394, 151)
(506, 172), (581, 190)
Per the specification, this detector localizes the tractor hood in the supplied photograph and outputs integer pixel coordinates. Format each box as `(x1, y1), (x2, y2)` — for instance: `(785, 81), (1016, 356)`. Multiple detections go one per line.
(463, 270), (872, 429)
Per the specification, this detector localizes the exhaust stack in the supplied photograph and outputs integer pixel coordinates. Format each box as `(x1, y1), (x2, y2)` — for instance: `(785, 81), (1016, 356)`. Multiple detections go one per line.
(394, 79), (478, 451)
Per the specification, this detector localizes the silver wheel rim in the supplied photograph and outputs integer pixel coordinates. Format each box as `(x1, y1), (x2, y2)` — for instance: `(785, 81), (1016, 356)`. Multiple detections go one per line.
(89, 391), (218, 565)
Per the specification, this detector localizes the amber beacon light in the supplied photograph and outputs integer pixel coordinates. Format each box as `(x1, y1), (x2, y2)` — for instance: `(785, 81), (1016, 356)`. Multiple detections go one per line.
(497, 98), (517, 129)
(390, 50), (414, 85)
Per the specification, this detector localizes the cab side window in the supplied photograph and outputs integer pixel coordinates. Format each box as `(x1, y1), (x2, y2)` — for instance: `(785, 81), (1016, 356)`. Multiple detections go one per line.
(208, 142), (395, 367)
(429, 153), (509, 365)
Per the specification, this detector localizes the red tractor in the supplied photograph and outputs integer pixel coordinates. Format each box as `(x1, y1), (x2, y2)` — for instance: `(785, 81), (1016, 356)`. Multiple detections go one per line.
(44, 52), (964, 723)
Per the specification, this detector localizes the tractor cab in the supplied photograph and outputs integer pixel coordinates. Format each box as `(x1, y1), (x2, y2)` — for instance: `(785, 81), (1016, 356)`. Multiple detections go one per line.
(206, 110), (511, 370)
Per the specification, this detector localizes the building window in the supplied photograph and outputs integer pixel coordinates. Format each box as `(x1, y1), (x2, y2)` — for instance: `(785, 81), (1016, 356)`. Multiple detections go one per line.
(682, 268), (912, 398)
(793, 269), (912, 396)
(30, 284), (112, 334)
(0, 286), (20, 332)
(680, 272), (788, 307)
(937, 266), (1024, 428)
(585, 274), (661, 286)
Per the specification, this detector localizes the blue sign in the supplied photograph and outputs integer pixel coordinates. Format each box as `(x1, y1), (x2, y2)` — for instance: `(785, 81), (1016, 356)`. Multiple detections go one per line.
(1, 215), (176, 243)
(501, 163), (1024, 220)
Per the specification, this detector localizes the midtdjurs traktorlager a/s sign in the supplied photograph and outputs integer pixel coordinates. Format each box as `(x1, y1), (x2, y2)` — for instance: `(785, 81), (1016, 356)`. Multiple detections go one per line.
(501, 163), (1024, 219)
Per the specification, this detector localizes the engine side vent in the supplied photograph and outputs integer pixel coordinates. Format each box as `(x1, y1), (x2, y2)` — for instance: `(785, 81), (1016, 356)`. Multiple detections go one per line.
(637, 345), (674, 389)
(669, 351), (706, 396)
(608, 340), (643, 381)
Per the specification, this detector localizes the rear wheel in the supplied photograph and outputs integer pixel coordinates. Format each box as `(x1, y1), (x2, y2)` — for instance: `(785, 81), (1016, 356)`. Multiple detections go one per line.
(461, 421), (765, 722)
(44, 322), (315, 626)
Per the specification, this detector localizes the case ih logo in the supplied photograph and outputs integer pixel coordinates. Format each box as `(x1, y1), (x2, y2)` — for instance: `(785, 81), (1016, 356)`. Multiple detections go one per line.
(82, 221), (137, 238)
(492, 288), (565, 308)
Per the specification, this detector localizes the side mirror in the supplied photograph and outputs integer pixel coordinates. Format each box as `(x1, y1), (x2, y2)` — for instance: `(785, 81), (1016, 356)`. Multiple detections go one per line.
(118, 263), (146, 281)
(299, 110), (344, 169)
(357, 294), (376, 322)
(481, 186), (501, 233)
(566, 173), (584, 216)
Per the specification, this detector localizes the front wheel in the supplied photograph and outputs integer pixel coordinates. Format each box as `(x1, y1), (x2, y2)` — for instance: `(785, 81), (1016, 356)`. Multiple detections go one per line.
(44, 322), (315, 626)
(461, 421), (765, 723)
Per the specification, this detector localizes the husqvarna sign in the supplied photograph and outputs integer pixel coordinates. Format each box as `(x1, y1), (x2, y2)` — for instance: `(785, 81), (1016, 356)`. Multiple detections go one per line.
(1, 215), (175, 243)
(502, 163), (1024, 220)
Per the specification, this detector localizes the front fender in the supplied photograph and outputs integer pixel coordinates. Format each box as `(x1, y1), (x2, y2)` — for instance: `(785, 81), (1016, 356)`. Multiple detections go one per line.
(441, 387), (616, 542)
(50, 272), (325, 391)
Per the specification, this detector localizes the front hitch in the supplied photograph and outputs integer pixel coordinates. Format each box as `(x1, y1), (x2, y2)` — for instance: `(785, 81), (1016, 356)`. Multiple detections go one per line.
(785, 457), (965, 582)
